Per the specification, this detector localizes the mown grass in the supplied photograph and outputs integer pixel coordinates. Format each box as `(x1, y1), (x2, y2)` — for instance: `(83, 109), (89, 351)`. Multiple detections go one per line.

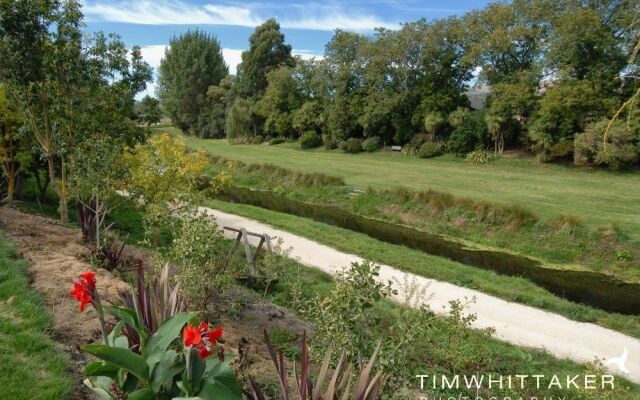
(204, 198), (640, 339)
(170, 130), (640, 240)
(0, 232), (73, 400)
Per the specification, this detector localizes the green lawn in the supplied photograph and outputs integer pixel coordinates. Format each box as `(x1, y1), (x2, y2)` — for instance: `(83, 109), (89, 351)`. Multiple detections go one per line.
(171, 129), (640, 239)
(0, 232), (73, 400)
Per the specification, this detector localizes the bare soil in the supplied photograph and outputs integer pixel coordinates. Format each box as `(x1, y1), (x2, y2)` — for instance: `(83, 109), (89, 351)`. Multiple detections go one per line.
(0, 206), (311, 398)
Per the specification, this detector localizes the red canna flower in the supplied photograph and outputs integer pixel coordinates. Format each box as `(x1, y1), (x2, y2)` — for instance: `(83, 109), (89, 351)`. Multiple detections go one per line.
(70, 271), (96, 312)
(183, 322), (223, 360)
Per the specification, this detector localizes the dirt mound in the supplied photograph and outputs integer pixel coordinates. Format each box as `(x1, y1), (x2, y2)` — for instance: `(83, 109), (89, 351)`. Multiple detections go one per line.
(0, 207), (130, 399)
(0, 207), (314, 398)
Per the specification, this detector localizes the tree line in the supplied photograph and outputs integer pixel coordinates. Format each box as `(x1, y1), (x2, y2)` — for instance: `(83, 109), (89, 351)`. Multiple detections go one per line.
(159, 0), (640, 169)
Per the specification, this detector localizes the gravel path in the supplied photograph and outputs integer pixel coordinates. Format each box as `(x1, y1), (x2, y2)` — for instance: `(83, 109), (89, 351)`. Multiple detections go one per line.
(201, 206), (640, 384)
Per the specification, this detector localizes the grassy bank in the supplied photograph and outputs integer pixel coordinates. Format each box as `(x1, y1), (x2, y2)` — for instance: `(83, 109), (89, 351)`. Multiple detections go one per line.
(101, 199), (640, 399)
(172, 131), (640, 240)
(203, 198), (640, 339)
(0, 233), (73, 399)
(10, 188), (640, 398)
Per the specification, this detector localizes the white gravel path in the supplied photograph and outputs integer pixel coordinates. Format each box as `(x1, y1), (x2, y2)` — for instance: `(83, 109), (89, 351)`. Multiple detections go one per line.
(200, 206), (640, 383)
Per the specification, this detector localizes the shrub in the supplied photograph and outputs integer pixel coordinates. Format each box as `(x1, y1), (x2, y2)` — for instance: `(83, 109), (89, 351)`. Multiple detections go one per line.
(251, 135), (264, 144)
(299, 131), (322, 149)
(575, 118), (638, 170)
(169, 212), (231, 309)
(401, 144), (417, 157)
(362, 136), (381, 152)
(322, 134), (338, 149)
(268, 136), (286, 145)
(309, 261), (395, 359)
(418, 142), (442, 158)
(410, 133), (430, 149)
(465, 149), (494, 164)
(342, 138), (364, 154)
(446, 110), (489, 156)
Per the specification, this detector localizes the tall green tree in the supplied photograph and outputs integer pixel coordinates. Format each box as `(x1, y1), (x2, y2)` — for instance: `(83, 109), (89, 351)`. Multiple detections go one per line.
(257, 66), (302, 137)
(0, 0), (151, 221)
(158, 30), (228, 135)
(140, 95), (162, 126)
(237, 19), (294, 98)
(0, 84), (28, 202)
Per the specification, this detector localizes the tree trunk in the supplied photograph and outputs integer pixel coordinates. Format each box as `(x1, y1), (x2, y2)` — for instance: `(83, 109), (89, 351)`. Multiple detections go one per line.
(6, 168), (16, 202)
(60, 157), (68, 223)
(47, 155), (68, 223)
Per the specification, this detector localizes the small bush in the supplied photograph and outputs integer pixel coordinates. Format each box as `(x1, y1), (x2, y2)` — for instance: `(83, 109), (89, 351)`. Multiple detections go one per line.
(322, 134), (338, 149)
(466, 149), (494, 164)
(418, 142), (442, 159)
(251, 135), (264, 144)
(362, 136), (381, 152)
(411, 133), (430, 149)
(268, 136), (286, 145)
(342, 138), (364, 154)
(401, 144), (417, 157)
(170, 212), (231, 309)
(575, 119), (638, 170)
(299, 131), (322, 149)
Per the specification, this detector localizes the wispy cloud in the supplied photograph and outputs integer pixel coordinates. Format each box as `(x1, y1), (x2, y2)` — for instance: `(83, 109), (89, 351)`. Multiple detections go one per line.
(82, 0), (396, 31)
(139, 45), (322, 76)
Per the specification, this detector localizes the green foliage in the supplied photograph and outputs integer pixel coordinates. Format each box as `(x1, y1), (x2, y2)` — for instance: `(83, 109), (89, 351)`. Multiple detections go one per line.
(83, 310), (243, 399)
(466, 148), (495, 164)
(0, 84), (28, 201)
(0, 0), (152, 221)
(299, 131), (322, 149)
(257, 66), (301, 138)
(574, 118), (639, 170)
(292, 101), (324, 135)
(418, 142), (442, 159)
(120, 133), (208, 240)
(423, 112), (445, 138)
(268, 137), (286, 145)
(157, 30), (227, 135)
(253, 239), (293, 295)
(237, 19), (294, 98)
(140, 95), (162, 126)
(446, 109), (488, 156)
(341, 138), (364, 154)
(225, 98), (258, 143)
(308, 261), (395, 359)
(528, 80), (611, 160)
(362, 136), (381, 152)
(169, 212), (231, 310)
(251, 135), (264, 145)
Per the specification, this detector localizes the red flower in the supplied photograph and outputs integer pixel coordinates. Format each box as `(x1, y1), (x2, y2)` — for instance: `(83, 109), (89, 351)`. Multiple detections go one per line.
(70, 271), (96, 312)
(183, 322), (223, 360)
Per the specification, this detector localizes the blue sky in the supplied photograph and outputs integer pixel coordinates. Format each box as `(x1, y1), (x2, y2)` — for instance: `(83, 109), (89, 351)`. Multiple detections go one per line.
(80, 0), (492, 96)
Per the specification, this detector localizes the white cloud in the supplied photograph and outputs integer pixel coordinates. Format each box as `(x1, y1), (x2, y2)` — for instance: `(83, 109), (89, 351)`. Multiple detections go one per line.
(139, 45), (168, 70)
(292, 49), (324, 61)
(82, 0), (395, 31)
(222, 48), (243, 75)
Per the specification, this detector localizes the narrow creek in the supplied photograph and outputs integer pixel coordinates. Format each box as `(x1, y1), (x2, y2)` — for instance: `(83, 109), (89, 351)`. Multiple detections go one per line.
(216, 185), (640, 315)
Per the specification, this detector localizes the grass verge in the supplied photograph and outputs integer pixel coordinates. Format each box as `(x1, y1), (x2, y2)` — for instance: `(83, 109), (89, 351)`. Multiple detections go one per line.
(171, 131), (640, 240)
(0, 232), (73, 400)
(204, 198), (640, 339)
